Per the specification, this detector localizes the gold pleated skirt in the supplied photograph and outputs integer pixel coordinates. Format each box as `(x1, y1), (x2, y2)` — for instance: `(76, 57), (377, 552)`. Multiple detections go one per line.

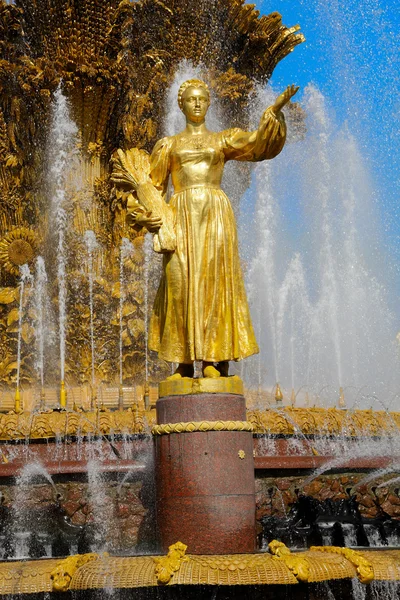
(149, 186), (259, 363)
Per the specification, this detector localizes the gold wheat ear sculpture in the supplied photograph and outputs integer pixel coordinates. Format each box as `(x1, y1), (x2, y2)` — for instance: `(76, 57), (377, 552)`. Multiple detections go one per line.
(111, 147), (175, 253)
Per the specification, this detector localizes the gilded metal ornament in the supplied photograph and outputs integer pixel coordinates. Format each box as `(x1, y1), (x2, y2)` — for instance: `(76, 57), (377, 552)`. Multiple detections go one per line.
(0, 0), (304, 389)
(153, 542), (189, 584)
(152, 420), (254, 436)
(112, 81), (298, 372)
(0, 549), (398, 594)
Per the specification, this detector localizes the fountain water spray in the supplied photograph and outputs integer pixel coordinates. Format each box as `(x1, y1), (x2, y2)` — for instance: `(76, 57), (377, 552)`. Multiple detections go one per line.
(34, 257), (48, 409)
(246, 160), (280, 389)
(119, 238), (134, 409)
(15, 264), (32, 413)
(243, 84), (400, 404)
(84, 231), (99, 409)
(143, 233), (153, 407)
(48, 86), (78, 409)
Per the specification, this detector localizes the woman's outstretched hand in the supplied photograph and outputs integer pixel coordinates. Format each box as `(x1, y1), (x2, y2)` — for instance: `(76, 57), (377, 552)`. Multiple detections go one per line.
(271, 84), (300, 115)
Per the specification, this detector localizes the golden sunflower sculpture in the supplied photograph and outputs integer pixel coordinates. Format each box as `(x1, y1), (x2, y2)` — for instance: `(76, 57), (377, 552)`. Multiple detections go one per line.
(0, 227), (39, 276)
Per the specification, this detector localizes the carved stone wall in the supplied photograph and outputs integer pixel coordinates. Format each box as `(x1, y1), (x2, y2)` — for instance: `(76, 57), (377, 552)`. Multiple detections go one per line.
(255, 473), (400, 524)
(0, 476), (155, 554)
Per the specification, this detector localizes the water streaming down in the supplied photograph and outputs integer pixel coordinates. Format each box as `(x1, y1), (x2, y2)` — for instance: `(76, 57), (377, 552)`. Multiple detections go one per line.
(47, 87), (78, 385)
(84, 231), (99, 396)
(143, 233), (153, 385)
(241, 84), (399, 403)
(0, 6), (398, 599)
(119, 238), (134, 388)
(86, 460), (112, 552)
(16, 265), (32, 393)
(33, 257), (48, 394)
(11, 463), (58, 559)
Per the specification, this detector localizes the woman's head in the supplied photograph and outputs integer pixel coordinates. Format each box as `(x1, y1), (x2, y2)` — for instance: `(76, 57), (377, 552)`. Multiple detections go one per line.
(178, 79), (210, 122)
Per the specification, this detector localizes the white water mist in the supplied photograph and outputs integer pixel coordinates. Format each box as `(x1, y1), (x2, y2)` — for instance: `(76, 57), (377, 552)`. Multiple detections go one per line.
(16, 264), (32, 390)
(84, 231), (99, 390)
(119, 238), (134, 386)
(48, 86), (78, 382)
(243, 84), (399, 404)
(34, 257), (48, 390)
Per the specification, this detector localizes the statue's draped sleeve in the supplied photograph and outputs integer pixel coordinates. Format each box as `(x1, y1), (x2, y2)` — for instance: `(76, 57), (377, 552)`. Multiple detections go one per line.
(222, 107), (286, 162)
(150, 136), (172, 195)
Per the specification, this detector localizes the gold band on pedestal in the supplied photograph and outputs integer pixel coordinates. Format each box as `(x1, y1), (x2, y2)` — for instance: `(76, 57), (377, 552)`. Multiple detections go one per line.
(152, 420), (254, 436)
(158, 375), (244, 398)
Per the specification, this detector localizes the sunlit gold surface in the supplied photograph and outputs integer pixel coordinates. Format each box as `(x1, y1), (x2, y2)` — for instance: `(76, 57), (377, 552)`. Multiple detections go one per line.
(59, 380), (67, 409)
(152, 420), (254, 436)
(159, 375), (244, 397)
(275, 383), (284, 403)
(13, 386), (22, 414)
(269, 540), (310, 582)
(0, 404), (398, 441)
(50, 553), (101, 592)
(0, 227), (39, 276)
(310, 546), (374, 584)
(0, 548), (398, 594)
(153, 542), (189, 584)
(116, 84), (294, 366)
(248, 406), (400, 437)
(0, 0), (303, 388)
(0, 409), (151, 441)
(0, 559), (61, 595)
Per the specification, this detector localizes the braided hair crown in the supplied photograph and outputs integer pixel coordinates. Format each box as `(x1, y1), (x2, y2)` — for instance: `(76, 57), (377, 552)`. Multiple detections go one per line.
(178, 79), (210, 110)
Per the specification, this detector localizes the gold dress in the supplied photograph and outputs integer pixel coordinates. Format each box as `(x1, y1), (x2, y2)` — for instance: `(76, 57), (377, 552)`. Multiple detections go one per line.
(148, 107), (286, 364)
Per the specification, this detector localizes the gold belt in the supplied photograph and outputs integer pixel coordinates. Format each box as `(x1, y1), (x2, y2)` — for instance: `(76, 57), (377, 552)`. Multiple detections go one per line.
(173, 183), (222, 193)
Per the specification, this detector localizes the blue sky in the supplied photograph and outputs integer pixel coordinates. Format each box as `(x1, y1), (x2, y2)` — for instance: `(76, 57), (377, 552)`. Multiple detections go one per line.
(258, 0), (400, 296)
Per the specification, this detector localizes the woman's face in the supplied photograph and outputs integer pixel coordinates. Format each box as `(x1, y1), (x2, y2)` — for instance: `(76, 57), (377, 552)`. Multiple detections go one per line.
(181, 86), (210, 123)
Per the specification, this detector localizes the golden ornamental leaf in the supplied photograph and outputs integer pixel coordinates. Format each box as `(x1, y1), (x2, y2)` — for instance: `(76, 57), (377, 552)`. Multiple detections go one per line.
(122, 329), (132, 347)
(0, 360), (18, 376)
(0, 288), (18, 304)
(21, 323), (34, 344)
(127, 318), (145, 339)
(7, 307), (19, 326)
(94, 276), (111, 292)
(5, 154), (18, 168)
(111, 281), (121, 298)
(122, 302), (137, 317)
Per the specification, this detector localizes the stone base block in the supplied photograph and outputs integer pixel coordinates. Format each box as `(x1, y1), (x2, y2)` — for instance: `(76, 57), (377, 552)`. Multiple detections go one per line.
(155, 391), (255, 554)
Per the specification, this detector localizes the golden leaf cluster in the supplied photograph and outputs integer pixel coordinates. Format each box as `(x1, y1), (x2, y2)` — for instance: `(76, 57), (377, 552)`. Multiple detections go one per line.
(0, 0), (303, 387)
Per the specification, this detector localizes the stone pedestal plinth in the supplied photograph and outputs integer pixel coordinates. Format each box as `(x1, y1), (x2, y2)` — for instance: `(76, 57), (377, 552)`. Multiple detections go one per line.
(154, 378), (255, 554)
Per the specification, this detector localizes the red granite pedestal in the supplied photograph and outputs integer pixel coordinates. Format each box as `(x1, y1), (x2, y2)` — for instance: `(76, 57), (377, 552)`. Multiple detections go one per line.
(155, 392), (255, 554)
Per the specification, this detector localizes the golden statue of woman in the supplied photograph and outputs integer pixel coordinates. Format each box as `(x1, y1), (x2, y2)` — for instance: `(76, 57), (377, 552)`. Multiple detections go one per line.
(113, 79), (298, 379)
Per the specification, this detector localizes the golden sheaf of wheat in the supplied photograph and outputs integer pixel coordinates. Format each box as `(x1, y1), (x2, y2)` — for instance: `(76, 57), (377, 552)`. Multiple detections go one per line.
(111, 148), (151, 190)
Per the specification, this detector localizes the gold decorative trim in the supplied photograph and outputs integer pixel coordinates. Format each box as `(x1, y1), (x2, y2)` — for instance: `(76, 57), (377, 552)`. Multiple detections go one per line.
(0, 550), (398, 593)
(248, 407), (400, 438)
(310, 546), (374, 584)
(358, 550), (400, 581)
(50, 553), (101, 592)
(153, 542), (189, 584)
(269, 540), (310, 583)
(152, 420), (254, 436)
(0, 410), (149, 441)
(159, 375), (244, 398)
(0, 405), (398, 441)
